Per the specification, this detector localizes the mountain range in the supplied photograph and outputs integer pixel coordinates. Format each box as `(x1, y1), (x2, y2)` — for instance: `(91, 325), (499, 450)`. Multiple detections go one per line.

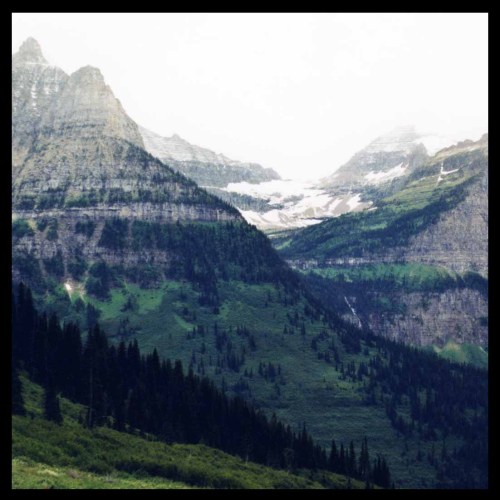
(11, 38), (488, 489)
(217, 126), (479, 233)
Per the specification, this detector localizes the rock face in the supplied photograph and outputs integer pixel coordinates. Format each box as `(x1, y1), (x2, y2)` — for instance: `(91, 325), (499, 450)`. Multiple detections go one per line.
(395, 139), (488, 277)
(140, 126), (281, 188)
(340, 288), (488, 347)
(39, 66), (144, 147)
(12, 37), (68, 169)
(12, 38), (241, 285)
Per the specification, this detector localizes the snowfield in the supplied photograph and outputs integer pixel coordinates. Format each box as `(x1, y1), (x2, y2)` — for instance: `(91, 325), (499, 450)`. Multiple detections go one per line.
(224, 179), (371, 231)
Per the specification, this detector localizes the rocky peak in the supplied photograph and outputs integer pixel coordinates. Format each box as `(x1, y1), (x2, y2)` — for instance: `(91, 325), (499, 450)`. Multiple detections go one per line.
(320, 126), (428, 190)
(363, 125), (421, 154)
(69, 65), (106, 85)
(12, 38), (68, 169)
(39, 64), (144, 148)
(13, 37), (48, 66)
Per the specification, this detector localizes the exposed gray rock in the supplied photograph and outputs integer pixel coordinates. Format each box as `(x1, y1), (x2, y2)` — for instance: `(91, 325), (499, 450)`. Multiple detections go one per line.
(341, 288), (487, 347)
(140, 126), (281, 187)
(12, 38), (241, 285)
(12, 37), (68, 169)
(39, 66), (144, 148)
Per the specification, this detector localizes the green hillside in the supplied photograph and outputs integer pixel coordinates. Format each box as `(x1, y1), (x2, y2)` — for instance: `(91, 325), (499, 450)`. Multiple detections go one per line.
(277, 146), (486, 260)
(20, 270), (487, 488)
(13, 376), (363, 490)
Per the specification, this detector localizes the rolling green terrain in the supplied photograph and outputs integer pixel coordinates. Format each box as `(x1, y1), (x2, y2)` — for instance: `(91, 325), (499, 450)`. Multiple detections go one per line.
(13, 376), (363, 490)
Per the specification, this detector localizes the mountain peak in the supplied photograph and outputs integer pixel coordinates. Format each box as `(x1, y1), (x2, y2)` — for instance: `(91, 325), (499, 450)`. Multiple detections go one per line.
(13, 37), (48, 65)
(70, 65), (105, 84)
(364, 125), (420, 154)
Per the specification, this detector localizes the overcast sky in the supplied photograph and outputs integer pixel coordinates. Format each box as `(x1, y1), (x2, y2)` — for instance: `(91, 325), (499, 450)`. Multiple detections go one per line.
(12, 13), (488, 180)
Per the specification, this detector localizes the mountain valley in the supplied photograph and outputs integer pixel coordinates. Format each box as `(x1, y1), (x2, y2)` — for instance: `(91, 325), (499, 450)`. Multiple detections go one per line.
(11, 37), (488, 490)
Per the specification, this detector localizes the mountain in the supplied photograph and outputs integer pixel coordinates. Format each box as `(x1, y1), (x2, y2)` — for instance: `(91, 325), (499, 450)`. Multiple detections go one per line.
(278, 135), (488, 354)
(12, 37), (68, 170)
(12, 39), (488, 489)
(320, 126), (428, 191)
(222, 127), (465, 235)
(139, 126), (281, 188)
(12, 40), (242, 290)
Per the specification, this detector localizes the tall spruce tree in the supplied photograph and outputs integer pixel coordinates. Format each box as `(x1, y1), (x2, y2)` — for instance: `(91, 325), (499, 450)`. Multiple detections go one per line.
(12, 365), (26, 416)
(44, 378), (63, 424)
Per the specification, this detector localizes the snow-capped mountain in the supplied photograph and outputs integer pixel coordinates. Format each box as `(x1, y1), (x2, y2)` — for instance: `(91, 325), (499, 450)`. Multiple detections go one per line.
(139, 126), (281, 188)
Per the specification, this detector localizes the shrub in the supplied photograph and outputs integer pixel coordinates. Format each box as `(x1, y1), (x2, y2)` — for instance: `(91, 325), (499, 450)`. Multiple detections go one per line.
(12, 219), (34, 239)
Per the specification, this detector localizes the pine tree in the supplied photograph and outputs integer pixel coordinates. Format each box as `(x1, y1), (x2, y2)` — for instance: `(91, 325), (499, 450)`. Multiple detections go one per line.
(348, 440), (357, 477)
(44, 379), (63, 425)
(339, 443), (346, 474)
(12, 365), (26, 416)
(329, 439), (338, 472)
(358, 436), (370, 481)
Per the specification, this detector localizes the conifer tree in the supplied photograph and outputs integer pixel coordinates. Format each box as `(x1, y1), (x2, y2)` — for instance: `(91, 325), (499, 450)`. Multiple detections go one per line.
(44, 378), (63, 425)
(358, 436), (371, 481)
(348, 440), (357, 477)
(12, 365), (26, 416)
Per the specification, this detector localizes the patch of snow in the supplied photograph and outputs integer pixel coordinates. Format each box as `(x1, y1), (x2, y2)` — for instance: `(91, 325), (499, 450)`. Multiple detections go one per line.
(344, 296), (362, 328)
(236, 181), (372, 231)
(364, 163), (407, 184)
(240, 209), (322, 230)
(346, 194), (362, 210)
(436, 163), (460, 185)
(64, 283), (72, 292)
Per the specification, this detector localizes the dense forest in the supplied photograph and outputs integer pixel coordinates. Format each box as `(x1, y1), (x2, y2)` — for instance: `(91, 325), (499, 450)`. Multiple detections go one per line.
(13, 219), (303, 304)
(12, 282), (391, 488)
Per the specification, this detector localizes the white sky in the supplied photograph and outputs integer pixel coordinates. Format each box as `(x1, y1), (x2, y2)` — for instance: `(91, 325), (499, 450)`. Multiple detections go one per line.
(12, 13), (488, 180)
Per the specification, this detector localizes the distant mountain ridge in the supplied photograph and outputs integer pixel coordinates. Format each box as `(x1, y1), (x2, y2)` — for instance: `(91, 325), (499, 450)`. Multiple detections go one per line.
(222, 127), (474, 234)
(139, 126), (281, 188)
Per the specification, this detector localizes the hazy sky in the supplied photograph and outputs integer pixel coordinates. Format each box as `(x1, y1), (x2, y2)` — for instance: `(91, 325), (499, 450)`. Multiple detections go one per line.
(12, 13), (488, 180)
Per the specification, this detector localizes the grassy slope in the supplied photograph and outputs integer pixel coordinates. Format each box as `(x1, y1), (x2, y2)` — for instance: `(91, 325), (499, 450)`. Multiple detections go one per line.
(42, 278), (445, 488)
(427, 341), (488, 369)
(13, 376), (365, 490)
(12, 459), (192, 490)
